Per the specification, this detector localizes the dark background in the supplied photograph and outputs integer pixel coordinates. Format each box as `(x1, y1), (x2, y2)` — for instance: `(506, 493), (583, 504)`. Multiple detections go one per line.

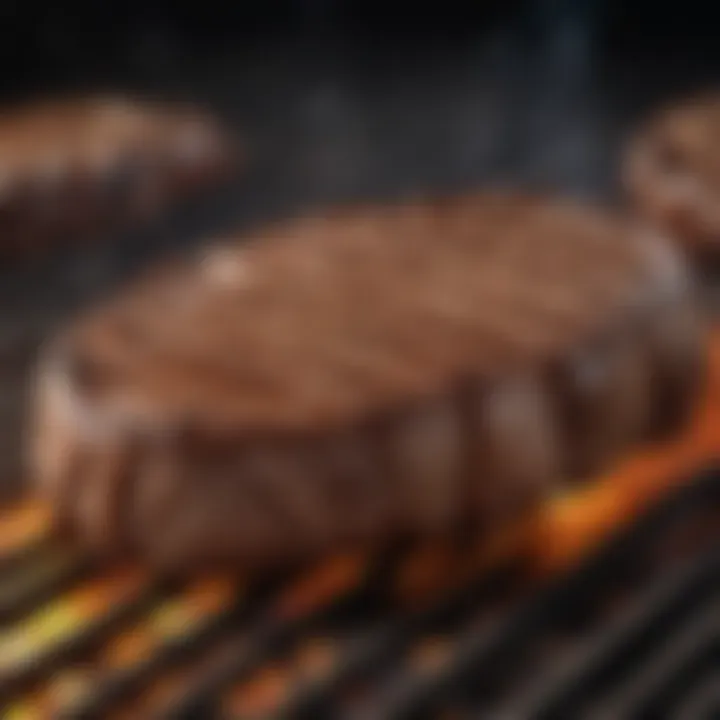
(2, 0), (720, 228)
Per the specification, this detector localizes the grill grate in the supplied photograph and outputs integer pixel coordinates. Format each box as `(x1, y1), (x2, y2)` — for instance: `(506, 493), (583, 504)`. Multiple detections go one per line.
(0, 338), (718, 719)
(0, 467), (717, 719)
(313, 471), (720, 720)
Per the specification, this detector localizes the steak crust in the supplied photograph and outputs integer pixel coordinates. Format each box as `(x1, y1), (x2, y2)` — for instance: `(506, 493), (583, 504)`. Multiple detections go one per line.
(29, 195), (707, 569)
(0, 96), (233, 259)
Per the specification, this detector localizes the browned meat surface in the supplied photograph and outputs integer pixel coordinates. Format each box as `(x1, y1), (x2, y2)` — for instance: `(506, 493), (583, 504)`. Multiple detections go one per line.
(0, 96), (234, 259)
(29, 195), (708, 570)
(625, 94), (720, 263)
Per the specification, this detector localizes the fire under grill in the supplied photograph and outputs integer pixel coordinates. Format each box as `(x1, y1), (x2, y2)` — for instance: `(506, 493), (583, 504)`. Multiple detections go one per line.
(0, 300), (717, 720)
(0, 456), (716, 719)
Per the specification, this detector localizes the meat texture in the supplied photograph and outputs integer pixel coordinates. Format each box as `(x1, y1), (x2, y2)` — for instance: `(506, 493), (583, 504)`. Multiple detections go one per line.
(29, 195), (708, 570)
(0, 96), (234, 259)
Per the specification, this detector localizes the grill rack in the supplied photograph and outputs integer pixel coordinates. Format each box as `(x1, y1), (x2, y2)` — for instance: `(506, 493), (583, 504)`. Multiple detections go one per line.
(0, 464), (716, 720)
(0, 336), (718, 719)
(253, 468), (720, 720)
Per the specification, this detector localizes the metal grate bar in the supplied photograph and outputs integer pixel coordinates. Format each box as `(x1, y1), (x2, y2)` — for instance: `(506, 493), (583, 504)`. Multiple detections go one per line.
(352, 468), (720, 720)
(0, 469), (716, 717)
(0, 532), (54, 579)
(584, 595), (719, 720)
(0, 502), (53, 571)
(671, 670), (720, 720)
(55, 578), (249, 719)
(494, 547), (720, 719)
(159, 553), (398, 719)
(0, 569), (162, 703)
(279, 560), (524, 720)
(0, 546), (90, 624)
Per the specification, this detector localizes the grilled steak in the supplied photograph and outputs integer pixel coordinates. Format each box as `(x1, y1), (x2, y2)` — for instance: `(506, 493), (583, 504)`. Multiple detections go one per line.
(625, 93), (720, 263)
(0, 96), (233, 259)
(29, 195), (707, 570)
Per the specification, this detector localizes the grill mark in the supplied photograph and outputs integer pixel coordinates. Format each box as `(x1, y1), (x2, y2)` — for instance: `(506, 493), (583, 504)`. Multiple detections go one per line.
(47, 197), (688, 441)
(65, 239), (648, 432)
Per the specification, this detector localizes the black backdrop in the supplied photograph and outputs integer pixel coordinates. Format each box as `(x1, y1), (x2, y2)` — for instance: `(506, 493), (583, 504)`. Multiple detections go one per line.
(1, 0), (719, 230)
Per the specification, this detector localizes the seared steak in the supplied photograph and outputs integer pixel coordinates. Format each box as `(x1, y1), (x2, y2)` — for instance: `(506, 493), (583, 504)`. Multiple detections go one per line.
(625, 93), (720, 262)
(29, 195), (707, 569)
(0, 96), (233, 259)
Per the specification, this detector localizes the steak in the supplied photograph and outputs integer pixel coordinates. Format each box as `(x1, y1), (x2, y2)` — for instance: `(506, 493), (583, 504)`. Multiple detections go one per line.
(625, 93), (720, 263)
(29, 195), (708, 570)
(0, 96), (233, 260)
